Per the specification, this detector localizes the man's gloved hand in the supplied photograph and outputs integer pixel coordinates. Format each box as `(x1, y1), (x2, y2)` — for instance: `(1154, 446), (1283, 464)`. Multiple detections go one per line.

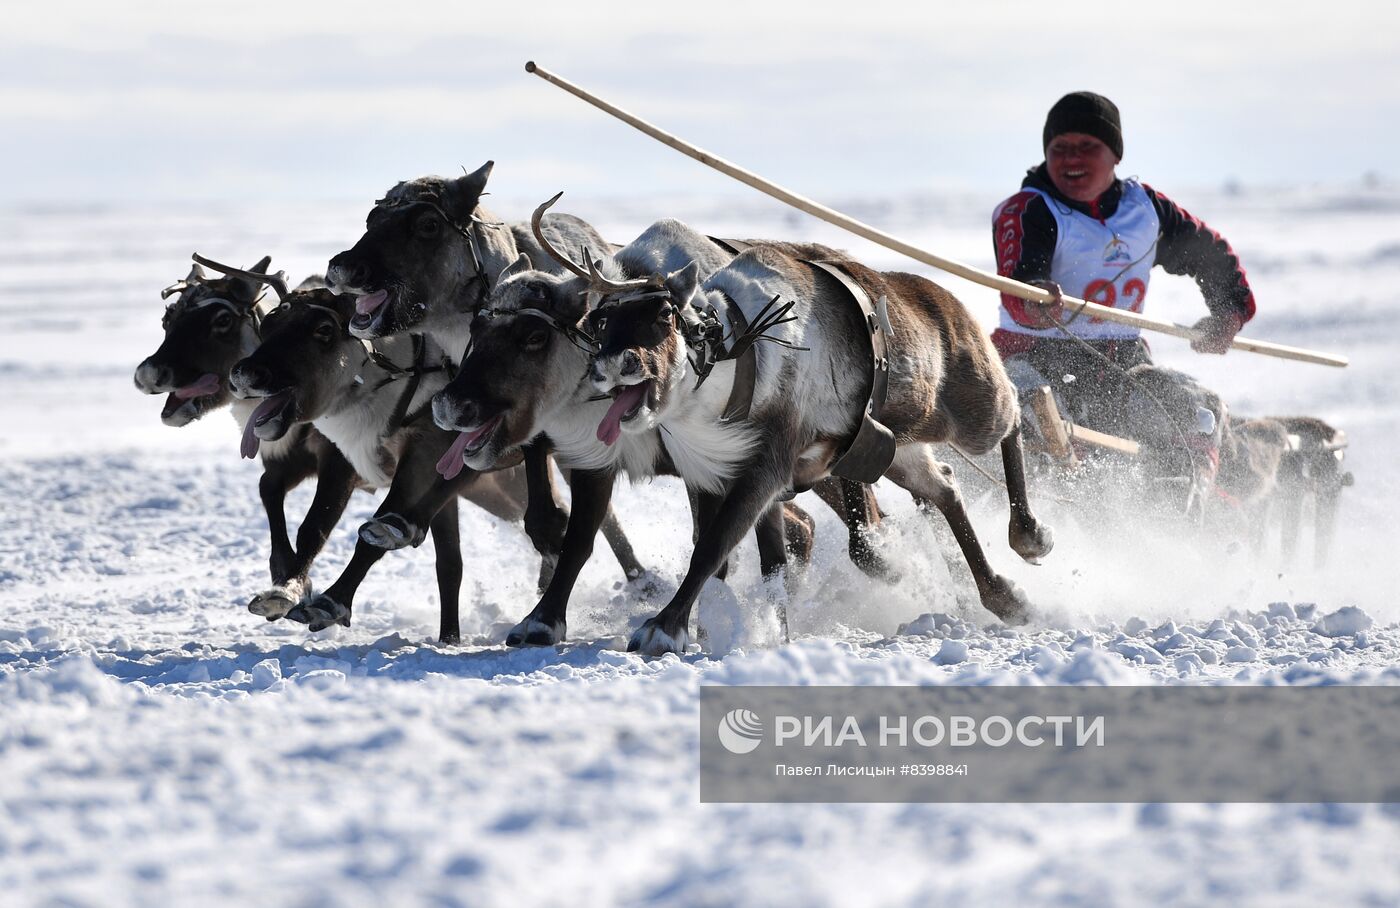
(1018, 279), (1066, 329)
(1190, 311), (1244, 355)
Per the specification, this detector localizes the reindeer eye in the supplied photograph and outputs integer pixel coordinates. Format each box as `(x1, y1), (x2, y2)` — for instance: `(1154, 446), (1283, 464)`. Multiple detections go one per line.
(415, 214), (441, 238)
(657, 305), (673, 325)
(315, 320), (337, 343)
(212, 310), (235, 332)
(523, 328), (550, 351)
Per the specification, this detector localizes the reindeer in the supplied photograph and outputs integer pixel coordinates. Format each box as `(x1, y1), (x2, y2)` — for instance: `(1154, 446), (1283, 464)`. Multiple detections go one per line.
(323, 161), (649, 588)
(133, 258), (359, 619)
(1273, 416), (1351, 567)
(437, 201), (1053, 654)
(1221, 414), (1350, 568)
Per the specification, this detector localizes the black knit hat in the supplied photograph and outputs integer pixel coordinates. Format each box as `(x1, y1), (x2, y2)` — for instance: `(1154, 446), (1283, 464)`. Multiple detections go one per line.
(1043, 91), (1123, 160)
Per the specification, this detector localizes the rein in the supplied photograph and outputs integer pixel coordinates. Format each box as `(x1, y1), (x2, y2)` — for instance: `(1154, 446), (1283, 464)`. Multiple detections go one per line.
(470, 304), (601, 356)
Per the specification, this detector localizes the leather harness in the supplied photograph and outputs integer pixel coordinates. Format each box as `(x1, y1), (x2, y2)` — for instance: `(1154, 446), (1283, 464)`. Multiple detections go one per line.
(707, 238), (896, 484)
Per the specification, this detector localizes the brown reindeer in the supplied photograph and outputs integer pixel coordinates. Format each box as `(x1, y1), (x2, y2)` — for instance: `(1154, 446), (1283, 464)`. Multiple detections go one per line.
(590, 242), (1055, 652)
(133, 259), (359, 618)
(441, 203), (1054, 654)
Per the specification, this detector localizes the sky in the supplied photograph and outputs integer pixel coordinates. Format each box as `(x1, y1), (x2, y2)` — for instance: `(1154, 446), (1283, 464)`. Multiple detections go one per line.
(2, 0), (1397, 205)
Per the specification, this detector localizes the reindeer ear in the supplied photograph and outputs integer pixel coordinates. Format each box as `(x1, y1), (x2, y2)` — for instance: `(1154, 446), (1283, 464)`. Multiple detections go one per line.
(663, 261), (701, 307)
(226, 264), (269, 306)
(498, 253), (533, 284)
(443, 160), (494, 219)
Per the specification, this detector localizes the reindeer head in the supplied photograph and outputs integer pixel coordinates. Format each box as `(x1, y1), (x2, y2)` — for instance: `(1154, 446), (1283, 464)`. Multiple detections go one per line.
(585, 262), (701, 446)
(326, 161), (495, 341)
(431, 254), (595, 475)
(228, 289), (360, 458)
(134, 258), (271, 427)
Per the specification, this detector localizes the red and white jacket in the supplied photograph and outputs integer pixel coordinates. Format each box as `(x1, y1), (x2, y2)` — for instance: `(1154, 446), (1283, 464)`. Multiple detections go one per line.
(991, 164), (1255, 357)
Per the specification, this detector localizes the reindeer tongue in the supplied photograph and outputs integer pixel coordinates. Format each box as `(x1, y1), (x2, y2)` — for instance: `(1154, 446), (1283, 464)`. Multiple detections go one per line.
(356, 290), (389, 316)
(435, 416), (503, 480)
(240, 392), (290, 459)
(241, 414), (261, 459)
(175, 373), (220, 399)
(436, 433), (472, 480)
(597, 384), (648, 447)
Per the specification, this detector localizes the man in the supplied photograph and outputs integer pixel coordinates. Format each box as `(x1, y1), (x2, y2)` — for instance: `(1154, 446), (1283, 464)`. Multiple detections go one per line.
(992, 91), (1255, 433)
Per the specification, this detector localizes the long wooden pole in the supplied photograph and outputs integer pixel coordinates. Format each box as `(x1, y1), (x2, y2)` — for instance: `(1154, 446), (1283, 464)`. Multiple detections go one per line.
(525, 61), (1348, 369)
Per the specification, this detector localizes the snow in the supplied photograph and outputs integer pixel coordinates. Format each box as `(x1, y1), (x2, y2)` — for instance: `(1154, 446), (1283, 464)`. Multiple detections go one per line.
(3, 183), (1400, 905)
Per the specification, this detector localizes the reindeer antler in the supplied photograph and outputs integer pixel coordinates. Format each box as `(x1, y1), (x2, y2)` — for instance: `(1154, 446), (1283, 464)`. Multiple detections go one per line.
(530, 192), (593, 281)
(191, 253), (290, 301)
(531, 192), (662, 295)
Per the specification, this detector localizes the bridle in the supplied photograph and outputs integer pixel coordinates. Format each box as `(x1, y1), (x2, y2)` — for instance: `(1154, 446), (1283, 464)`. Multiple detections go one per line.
(372, 192), (504, 312)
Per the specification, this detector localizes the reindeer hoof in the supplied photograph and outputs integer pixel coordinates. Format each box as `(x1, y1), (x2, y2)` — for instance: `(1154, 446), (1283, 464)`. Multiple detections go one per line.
(505, 616), (566, 647)
(248, 584), (302, 620)
(981, 576), (1032, 626)
(359, 513), (422, 551)
(851, 539), (901, 583)
(625, 569), (668, 602)
(1010, 519), (1055, 565)
(627, 620), (690, 656)
(286, 596), (352, 633)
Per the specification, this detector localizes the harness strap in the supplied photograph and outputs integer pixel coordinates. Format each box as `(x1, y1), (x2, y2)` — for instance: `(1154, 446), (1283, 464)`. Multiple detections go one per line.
(384, 334), (426, 432)
(708, 236), (755, 256)
(806, 259), (897, 483)
(714, 293), (757, 423)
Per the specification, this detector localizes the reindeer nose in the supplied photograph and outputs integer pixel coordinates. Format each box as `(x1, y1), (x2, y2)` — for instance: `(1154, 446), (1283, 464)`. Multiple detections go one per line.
(326, 253), (368, 291)
(432, 391), (477, 432)
(229, 359), (269, 397)
(134, 359), (172, 393)
(620, 350), (641, 376)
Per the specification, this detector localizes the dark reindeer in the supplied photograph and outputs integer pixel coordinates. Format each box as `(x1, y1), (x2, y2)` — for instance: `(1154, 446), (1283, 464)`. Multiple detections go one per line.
(223, 271), (535, 643)
(133, 259), (358, 618)
(580, 239), (1055, 654)
(323, 162), (646, 589)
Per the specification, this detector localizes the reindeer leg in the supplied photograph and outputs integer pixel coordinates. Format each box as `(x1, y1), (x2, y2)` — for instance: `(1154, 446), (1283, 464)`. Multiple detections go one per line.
(778, 502), (814, 572)
(505, 468), (616, 647)
(250, 450), (358, 621)
(755, 503), (796, 642)
(598, 506), (645, 582)
(690, 489), (730, 581)
(630, 450), (792, 656)
(886, 444), (1031, 625)
(290, 435), (479, 633)
(550, 457), (648, 587)
(1278, 483), (1303, 566)
(522, 440), (569, 592)
(429, 497), (463, 645)
(253, 465), (297, 617)
(810, 478), (897, 581)
(1314, 484), (1342, 569)
(360, 428), (487, 551)
(1000, 423), (1055, 564)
